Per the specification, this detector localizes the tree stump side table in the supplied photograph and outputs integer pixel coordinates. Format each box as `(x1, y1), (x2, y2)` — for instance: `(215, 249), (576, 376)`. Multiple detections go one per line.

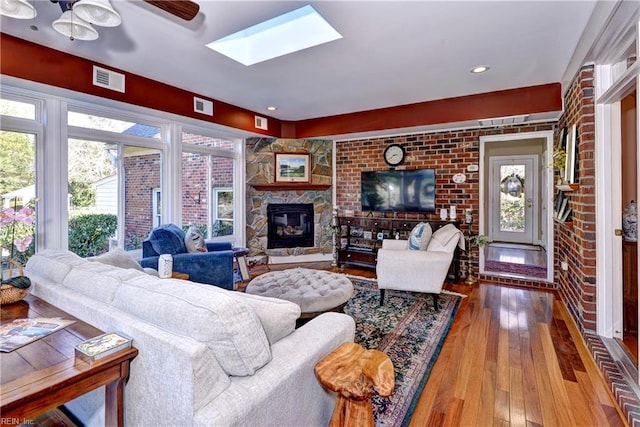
(315, 342), (395, 427)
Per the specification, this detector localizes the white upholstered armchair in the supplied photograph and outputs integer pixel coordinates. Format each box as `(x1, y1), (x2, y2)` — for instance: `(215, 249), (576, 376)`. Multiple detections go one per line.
(376, 223), (465, 309)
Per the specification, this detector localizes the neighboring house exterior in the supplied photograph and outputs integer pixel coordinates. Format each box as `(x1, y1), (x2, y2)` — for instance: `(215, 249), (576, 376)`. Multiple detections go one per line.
(1, 184), (34, 209)
(92, 175), (117, 214)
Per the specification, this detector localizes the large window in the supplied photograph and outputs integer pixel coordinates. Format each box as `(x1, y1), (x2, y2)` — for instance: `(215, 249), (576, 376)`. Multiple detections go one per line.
(67, 111), (164, 256)
(0, 97), (40, 270)
(2, 85), (245, 260)
(181, 132), (237, 240)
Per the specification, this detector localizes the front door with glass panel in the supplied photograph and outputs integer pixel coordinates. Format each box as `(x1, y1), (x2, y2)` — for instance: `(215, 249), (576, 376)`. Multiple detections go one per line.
(488, 155), (537, 244)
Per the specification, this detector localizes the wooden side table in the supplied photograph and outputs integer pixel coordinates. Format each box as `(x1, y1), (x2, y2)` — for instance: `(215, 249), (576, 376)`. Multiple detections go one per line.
(315, 342), (394, 427)
(232, 247), (250, 281)
(1, 295), (138, 427)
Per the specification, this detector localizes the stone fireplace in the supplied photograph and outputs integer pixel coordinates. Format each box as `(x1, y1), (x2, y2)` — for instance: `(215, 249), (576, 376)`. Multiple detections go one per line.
(267, 203), (314, 249)
(245, 138), (333, 258)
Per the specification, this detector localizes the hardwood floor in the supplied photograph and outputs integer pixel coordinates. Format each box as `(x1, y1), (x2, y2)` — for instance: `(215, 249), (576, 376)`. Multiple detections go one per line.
(248, 262), (626, 426)
(411, 281), (625, 427)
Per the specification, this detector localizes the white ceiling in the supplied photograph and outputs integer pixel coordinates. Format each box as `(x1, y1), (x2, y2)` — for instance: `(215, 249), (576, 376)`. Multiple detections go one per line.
(1, 0), (599, 125)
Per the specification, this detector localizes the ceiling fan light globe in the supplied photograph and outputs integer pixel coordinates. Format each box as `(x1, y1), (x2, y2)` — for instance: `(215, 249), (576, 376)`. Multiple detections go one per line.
(0, 0), (36, 19)
(73, 0), (120, 27)
(52, 10), (99, 41)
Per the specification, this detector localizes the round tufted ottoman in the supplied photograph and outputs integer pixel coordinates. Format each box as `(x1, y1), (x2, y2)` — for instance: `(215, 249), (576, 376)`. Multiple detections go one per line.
(245, 268), (354, 319)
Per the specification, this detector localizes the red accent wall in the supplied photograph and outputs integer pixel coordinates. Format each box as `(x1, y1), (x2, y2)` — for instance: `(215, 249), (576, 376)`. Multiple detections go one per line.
(2, 33), (562, 139)
(293, 84), (562, 138)
(0, 34), (280, 136)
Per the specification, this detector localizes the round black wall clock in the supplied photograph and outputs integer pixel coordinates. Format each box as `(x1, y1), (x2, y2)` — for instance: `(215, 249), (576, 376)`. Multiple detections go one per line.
(383, 144), (405, 167)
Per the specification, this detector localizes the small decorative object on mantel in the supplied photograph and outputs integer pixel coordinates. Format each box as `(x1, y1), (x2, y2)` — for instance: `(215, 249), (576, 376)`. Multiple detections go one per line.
(623, 200), (638, 242)
(274, 152), (311, 183)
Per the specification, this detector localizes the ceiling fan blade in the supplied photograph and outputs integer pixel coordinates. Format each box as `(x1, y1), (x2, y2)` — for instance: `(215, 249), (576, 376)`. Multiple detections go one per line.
(143, 0), (200, 21)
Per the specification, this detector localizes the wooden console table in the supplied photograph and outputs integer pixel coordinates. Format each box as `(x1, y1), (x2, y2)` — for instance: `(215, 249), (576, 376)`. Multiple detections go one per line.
(337, 216), (461, 279)
(0, 295), (138, 427)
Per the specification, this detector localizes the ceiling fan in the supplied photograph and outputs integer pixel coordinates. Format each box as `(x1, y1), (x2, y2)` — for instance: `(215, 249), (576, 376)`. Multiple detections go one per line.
(143, 0), (200, 21)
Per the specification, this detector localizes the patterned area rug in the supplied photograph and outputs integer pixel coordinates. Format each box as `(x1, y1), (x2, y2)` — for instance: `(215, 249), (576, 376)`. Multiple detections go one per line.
(344, 278), (461, 426)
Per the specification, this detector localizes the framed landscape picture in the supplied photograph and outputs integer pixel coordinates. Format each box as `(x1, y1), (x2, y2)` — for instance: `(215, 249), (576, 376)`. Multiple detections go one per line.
(275, 152), (310, 183)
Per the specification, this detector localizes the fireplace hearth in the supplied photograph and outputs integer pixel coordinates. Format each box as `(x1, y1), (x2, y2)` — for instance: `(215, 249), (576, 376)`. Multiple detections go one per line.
(267, 203), (314, 249)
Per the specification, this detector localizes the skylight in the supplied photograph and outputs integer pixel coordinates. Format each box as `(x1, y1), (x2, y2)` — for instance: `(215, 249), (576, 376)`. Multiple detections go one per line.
(206, 5), (342, 66)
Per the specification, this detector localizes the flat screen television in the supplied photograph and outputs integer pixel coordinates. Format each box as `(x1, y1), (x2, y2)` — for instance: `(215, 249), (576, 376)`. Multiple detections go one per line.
(361, 169), (436, 213)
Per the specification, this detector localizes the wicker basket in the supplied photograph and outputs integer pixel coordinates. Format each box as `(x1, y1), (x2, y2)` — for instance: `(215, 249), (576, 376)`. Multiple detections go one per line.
(0, 260), (30, 305)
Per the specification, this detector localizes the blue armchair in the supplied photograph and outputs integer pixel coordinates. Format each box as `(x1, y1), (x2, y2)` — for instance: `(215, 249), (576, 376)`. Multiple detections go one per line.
(139, 224), (234, 290)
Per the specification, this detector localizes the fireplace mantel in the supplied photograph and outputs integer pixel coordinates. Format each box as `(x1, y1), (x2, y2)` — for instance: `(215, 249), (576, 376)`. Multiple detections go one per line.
(251, 183), (331, 191)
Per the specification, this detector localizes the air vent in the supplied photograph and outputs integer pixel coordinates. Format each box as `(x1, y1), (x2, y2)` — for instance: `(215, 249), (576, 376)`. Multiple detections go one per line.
(193, 97), (213, 116)
(255, 116), (268, 130)
(92, 66), (125, 93)
(478, 114), (529, 126)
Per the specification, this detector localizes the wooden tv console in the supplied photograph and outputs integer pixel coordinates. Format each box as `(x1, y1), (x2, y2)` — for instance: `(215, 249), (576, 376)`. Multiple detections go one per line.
(337, 216), (461, 280)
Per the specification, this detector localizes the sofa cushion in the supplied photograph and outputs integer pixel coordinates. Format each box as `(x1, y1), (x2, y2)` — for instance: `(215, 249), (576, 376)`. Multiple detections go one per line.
(148, 224), (187, 255)
(225, 291), (301, 345)
(407, 222), (432, 250)
(24, 249), (86, 284)
(63, 262), (131, 304)
(89, 248), (145, 271)
(112, 276), (271, 376)
(184, 226), (206, 253)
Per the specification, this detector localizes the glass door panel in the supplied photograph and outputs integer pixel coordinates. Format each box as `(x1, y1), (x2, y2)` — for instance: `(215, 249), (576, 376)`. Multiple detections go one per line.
(489, 156), (536, 244)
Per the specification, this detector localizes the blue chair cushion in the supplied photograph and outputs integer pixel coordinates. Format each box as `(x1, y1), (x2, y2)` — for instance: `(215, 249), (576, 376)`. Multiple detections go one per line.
(148, 224), (187, 255)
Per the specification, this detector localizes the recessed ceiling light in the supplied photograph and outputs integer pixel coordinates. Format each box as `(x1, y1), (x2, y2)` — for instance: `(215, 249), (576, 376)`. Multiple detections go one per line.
(267, 106), (277, 111)
(206, 5), (342, 66)
(471, 65), (490, 74)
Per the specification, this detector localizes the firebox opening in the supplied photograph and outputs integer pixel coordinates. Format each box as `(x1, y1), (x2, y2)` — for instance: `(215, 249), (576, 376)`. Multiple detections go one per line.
(267, 203), (314, 249)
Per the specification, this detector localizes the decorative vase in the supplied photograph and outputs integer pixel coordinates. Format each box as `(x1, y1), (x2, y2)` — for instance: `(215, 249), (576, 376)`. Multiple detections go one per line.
(623, 200), (638, 242)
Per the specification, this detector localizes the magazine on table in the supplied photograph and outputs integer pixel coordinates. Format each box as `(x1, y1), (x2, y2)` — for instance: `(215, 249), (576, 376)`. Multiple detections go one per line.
(0, 317), (76, 352)
(75, 332), (133, 363)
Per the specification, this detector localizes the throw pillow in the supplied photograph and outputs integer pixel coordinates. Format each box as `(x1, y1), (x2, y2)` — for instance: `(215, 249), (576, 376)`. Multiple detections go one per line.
(89, 248), (145, 272)
(184, 226), (206, 253)
(427, 223), (464, 251)
(407, 222), (432, 251)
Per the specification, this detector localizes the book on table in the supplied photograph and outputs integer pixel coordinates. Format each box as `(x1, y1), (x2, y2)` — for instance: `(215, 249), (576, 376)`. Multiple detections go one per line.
(0, 317), (76, 352)
(75, 332), (132, 363)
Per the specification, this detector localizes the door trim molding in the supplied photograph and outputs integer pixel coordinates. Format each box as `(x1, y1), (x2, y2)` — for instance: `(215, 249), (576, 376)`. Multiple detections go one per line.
(479, 130), (555, 282)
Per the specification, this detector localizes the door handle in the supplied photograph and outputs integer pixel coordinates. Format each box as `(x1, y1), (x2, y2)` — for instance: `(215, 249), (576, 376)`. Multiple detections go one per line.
(615, 229), (623, 236)
(526, 198), (532, 208)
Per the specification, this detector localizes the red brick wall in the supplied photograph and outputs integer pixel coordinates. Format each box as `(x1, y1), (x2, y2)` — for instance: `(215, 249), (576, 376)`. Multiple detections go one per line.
(124, 153), (161, 247)
(555, 65), (597, 334)
(124, 138), (235, 245)
(181, 154), (234, 228)
(336, 123), (555, 289)
(182, 152), (209, 226)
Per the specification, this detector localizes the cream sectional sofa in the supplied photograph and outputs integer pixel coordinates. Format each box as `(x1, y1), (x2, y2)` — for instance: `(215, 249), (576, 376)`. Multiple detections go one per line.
(24, 249), (355, 427)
